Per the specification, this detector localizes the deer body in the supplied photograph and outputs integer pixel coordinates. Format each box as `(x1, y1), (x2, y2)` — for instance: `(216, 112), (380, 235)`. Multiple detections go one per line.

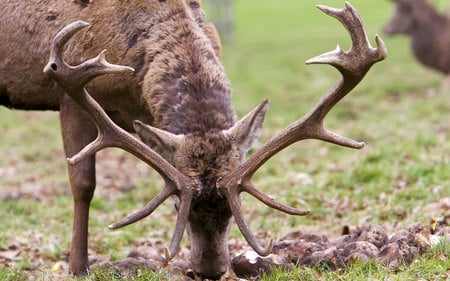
(384, 0), (450, 75)
(1, 0), (222, 124)
(2, 0), (238, 278)
(2, 1), (386, 279)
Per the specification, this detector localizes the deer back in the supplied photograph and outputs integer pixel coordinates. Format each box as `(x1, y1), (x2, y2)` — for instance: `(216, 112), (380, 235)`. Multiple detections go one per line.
(0, 0), (228, 130)
(38, 2), (388, 279)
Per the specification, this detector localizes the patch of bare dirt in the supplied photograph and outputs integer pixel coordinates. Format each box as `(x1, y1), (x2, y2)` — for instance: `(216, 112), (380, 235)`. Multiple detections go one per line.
(0, 199), (449, 280)
(1, 150), (449, 280)
(0, 149), (156, 201)
(92, 220), (448, 280)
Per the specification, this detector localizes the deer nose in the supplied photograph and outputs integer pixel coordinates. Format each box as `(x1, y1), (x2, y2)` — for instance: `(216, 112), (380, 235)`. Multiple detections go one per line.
(190, 251), (228, 280)
(194, 268), (226, 280)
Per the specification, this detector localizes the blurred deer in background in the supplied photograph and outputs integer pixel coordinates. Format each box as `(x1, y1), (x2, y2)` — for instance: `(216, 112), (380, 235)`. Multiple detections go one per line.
(2, 0), (386, 278)
(384, 0), (450, 76)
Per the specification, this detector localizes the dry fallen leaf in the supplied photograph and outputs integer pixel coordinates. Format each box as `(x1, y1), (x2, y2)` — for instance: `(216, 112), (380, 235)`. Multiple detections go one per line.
(51, 262), (62, 272)
(0, 249), (20, 261)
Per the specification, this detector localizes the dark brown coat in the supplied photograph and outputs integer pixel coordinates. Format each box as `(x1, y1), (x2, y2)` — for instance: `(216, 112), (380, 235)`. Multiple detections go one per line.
(0, 1), (251, 279)
(1, 2), (387, 279)
(384, 0), (450, 74)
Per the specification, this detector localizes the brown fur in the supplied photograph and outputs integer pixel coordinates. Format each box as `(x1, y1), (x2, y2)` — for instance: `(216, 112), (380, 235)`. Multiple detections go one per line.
(0, 0), (226, 127)
(0, 0), (243, 278)
(384, 0), (450, 74)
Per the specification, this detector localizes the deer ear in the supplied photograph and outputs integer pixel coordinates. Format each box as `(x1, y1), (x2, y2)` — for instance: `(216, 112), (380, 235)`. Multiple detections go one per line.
(133, 120), (185, 158)
(224, 99), (269, 155)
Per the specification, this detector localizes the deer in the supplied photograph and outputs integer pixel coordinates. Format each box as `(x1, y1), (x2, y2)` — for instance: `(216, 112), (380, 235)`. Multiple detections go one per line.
(1, 0), (386, 278)
(384, 0), (450, 76)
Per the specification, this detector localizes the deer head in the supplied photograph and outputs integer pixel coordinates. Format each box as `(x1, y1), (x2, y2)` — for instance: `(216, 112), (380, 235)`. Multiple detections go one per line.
(44, 2), (386, 279)
(383, 0), (439, 36)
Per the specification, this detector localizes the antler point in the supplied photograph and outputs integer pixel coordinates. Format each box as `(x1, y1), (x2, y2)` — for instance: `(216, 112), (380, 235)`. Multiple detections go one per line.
(76, 20), (90, 27)
(315, 4), (331, 15)
(315, 4), (326, 10)
(375, 35), (388, 59)
(264, 238), (274, 256)
(67, 157), (76, 165)
(358, 141), (365, 149)
(163, 246), (172, 267)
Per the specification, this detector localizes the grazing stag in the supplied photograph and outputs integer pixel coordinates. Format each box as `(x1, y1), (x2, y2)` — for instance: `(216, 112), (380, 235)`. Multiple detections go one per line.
(384, 0), (450, 75)
(2, 0), (386, 278)
(1, 0), (220, 277)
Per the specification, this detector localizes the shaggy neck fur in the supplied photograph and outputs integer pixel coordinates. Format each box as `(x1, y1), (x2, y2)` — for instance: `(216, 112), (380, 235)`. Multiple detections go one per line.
(142, 1), (235, 135)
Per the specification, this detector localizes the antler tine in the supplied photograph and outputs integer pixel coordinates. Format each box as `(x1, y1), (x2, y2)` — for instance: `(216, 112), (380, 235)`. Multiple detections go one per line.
(166, 189), (193, 260)
(218, 177), (308, 257)
(44, 21), (196, 258)
(112, 186), (193, 262)
(44, 21), (89, 73)
(44, 21), (134, 91)
(224, 188), (274, 256)
(219, 2), (387, 256)
(109, 182), (177, 229)
(44, 20), (188, 184)
(307, 2), (387, 70)
(242, 181), (310, 216)
(110, 185), (193, 263)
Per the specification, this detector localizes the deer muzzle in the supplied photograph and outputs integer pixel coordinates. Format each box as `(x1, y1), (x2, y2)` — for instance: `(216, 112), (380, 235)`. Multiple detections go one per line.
(186, 198), (233, 279)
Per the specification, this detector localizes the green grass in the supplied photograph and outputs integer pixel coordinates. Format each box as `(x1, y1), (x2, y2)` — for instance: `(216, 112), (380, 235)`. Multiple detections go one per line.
(1, 0), (449, 280)
(261, 241), (450, 281)
(0, 267), (166, 281)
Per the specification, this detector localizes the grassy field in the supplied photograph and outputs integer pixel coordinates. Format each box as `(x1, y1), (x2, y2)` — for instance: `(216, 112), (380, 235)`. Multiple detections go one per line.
(1, 0), (449, 280)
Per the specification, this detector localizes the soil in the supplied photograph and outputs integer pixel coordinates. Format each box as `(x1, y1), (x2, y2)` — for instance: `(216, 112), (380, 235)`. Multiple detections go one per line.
(81, 220), (449, 280)
(0, 150), (449, 280)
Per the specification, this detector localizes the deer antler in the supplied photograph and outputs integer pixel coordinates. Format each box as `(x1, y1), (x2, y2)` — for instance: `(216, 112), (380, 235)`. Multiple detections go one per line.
(217, 2), (387, 256)
(43, 21), (195, 260)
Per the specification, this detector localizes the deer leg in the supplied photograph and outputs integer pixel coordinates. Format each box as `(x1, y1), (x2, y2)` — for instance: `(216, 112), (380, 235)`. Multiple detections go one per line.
(59, 93), (97, 276)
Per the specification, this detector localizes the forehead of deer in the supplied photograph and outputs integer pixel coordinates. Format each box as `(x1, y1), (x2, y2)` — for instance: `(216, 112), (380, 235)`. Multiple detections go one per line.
(174, 132), (239, 174)
(182, 132), (235, 157)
